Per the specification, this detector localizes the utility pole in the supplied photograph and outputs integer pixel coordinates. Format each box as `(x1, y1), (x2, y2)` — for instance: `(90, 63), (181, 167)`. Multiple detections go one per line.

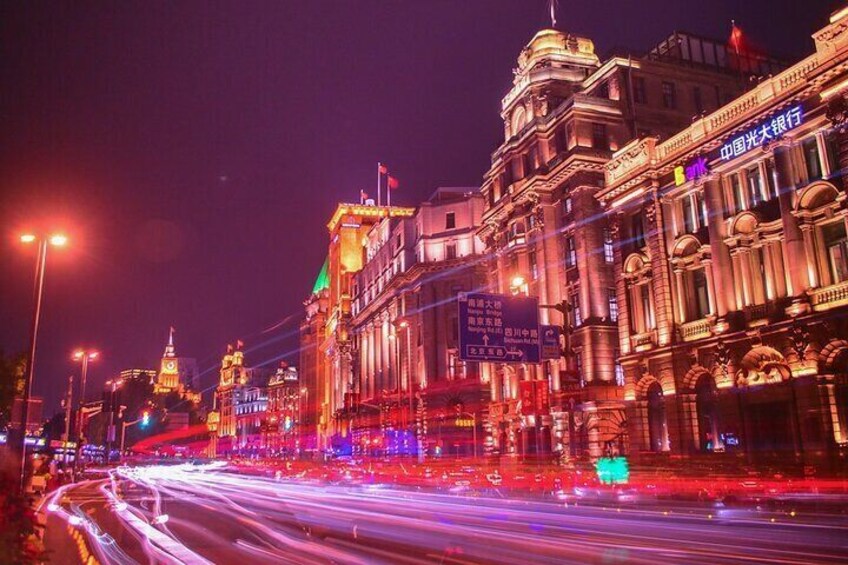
(62, 375), (74, 442)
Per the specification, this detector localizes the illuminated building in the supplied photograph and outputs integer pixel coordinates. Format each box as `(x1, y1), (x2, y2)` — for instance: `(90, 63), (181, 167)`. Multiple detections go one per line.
(478, 25), (766, 461)
(234, 384), (267, 456)
(153, 327), (201, 404)
(598, 6), (848, 468)
(265, 362), (301, 456)
(299, 267), (328, 456)
(305, 202), (415, 453)
(349, 187), (488, 458)
(215, 342), (268, 453)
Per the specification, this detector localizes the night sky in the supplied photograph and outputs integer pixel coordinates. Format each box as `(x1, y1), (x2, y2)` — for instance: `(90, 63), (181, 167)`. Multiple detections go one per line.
(0, 0), (839, 413)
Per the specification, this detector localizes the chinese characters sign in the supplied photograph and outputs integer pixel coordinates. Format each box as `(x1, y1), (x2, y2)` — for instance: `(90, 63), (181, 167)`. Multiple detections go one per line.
(719, 106), (803, 161)
(458, 292), (540, 363)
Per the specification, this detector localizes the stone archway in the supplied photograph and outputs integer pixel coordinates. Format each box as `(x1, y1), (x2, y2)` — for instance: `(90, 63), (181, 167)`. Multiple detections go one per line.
(819, 339), (848, 446)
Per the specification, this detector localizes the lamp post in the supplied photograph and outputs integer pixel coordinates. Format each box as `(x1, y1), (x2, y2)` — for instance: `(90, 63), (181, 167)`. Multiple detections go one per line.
(17, 232), (68, 492)
(73, 349), (99, 472)
(510, 274), (528, 296)
(105, 379), (123, 463)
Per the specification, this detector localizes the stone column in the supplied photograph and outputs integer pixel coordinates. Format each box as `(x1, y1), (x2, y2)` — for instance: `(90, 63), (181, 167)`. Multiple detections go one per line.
(703, 177), (735, 316)
(800, 224), (820, 288)
(673, 268), (687, 324)
(762, 243), (777, 301)
(703, 260), (718, 315)
(774, 144), (811, 299)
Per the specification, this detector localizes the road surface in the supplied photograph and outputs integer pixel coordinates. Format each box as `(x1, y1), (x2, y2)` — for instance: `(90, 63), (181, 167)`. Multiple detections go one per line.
(42, 463), (848, 564)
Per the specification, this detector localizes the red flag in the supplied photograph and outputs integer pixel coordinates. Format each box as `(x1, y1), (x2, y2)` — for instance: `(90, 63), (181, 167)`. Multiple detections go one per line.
(378, 164), (388, 174)
(388, 176), (399, 190)
(729, 20), (743, 54)
(236, 339), (244, 350)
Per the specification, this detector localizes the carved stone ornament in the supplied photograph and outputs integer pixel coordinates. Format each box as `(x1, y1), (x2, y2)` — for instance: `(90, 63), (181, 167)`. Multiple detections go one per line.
(826, 94), (848, 132)
(644, 199), (657, 227)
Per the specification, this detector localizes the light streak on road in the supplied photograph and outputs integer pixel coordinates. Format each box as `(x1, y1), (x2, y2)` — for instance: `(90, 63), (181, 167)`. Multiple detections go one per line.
(44, 463), (848, 565)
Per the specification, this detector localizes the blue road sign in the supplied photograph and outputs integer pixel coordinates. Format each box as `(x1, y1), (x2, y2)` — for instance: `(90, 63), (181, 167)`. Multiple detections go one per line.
(458, 292), (540, 363)
(540, 325), (562, 360)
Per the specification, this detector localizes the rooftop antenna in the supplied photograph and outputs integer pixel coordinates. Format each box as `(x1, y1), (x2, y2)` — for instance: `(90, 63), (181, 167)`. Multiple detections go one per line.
(549, 0), (558, 28)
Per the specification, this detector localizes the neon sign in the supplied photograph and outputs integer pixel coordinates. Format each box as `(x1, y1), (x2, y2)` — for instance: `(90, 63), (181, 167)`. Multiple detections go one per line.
(720, 106), (803, 161)
(674, 156), (710, 186)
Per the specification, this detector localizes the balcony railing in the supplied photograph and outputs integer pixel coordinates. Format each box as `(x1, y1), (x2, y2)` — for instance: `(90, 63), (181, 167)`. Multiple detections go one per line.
(679, 318), (712, 342)
(743, 303), (769, 323)
(809, 280), (848, 312)
(631, 330), (656, 351)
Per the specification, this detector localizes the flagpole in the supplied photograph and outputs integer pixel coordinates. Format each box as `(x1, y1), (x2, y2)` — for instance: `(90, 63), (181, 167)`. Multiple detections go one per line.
(387, 176), (391, 207)
(377, 162), (382, 207)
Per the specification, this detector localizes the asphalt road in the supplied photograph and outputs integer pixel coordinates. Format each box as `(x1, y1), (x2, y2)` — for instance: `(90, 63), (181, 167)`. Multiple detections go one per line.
(42, 463), (848, 564)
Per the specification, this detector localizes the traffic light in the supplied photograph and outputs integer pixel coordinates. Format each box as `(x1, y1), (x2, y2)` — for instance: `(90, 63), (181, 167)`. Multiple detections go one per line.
(141, 410), (150, 427)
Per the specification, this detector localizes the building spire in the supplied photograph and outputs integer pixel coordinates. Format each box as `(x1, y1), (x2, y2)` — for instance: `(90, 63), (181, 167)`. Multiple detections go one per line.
(164, 326), (176, 357)
(549, 0), (558, 28)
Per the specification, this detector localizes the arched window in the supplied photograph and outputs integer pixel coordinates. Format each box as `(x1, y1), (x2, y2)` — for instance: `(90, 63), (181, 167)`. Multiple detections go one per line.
(695, 375), (720, 452)
(647, 382), (668, 452)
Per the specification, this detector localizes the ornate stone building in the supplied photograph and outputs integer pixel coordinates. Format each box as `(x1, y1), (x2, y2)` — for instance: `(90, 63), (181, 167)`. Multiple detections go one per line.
(153, 327), (200, 404)
(349, 187), (488, 458)
(598, 6), (848, 469)
(304, 203), (416, 453)
(478, 26), (763, 461)
(266, 362), (302, 456)
(214, 343), (267, 454)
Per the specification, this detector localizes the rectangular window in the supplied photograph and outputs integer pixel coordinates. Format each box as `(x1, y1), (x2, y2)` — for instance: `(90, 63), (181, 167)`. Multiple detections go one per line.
(640, 284), (655, 330)
(575, 351), (584, 387)
(608, 288), (619, 322)
(661, 81), (677, 109)
(445, 212), (456, 230)
(633, 76), (647, 104)
(603, 228), (614, 263)
(803, 137), (823, 181)
(693, 86), (704, 114)
(682, 195), (696, 234)
(564, 236), (577, 269)
(825, 131), (840, 177)
(529, 249), (538, 280)
(614, 357), (625, 387)
(570, 292), (582, 327)
(692, 269), (710, 319)
(563, 196), (573, 215)
(765, 158), (778, 201)
(730, 173), (746, 212)
(445, 242), (457, 260)
(823, 222), (848, 284)
(592, 123), (608, 150)
(746, 165), (763, 206)
(695, 191), (708, 228)
(631, 214), (646, 248)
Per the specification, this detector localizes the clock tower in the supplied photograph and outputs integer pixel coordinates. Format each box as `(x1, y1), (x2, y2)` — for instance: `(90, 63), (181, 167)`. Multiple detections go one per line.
(155, 327), (181, 393)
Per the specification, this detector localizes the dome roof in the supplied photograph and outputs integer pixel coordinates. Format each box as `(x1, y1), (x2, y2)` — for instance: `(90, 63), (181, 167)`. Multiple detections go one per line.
(516, 28), (598, 74)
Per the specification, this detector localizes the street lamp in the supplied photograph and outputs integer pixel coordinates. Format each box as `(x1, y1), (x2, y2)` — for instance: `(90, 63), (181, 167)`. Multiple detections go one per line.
(510, 274), (528, 296)
(105, 379), (124, 463)
(17, 231), (68, 491)
(73, 349), (99, 472)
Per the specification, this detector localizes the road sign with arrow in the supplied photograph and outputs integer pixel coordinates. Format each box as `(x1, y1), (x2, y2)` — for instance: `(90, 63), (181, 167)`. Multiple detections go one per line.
(457, 292), (540, 363)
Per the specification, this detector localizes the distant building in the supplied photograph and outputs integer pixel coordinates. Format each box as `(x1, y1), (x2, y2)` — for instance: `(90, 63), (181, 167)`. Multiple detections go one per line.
(154, 328), (201, 404)
(215, 343), (270, 455)
(299, 265), (328, 456)
(266, 362), (301, 456)
(349, 187), (488, 458)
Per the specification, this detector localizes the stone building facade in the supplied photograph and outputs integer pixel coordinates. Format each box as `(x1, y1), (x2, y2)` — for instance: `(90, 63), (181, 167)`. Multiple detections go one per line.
(598, 7), (848, 469)
(477, 26), (764, 461)
(349, 188), (488, 458)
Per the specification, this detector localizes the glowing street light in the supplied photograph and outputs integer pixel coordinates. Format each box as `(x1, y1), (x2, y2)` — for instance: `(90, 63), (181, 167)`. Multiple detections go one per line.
(73, 348), (99, 472)
(510, 274), (528, 296)
(16, 231), (69, 491)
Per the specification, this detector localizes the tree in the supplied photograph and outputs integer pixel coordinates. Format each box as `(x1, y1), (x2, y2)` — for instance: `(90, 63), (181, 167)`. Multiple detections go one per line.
(0, 351), (26, 430)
